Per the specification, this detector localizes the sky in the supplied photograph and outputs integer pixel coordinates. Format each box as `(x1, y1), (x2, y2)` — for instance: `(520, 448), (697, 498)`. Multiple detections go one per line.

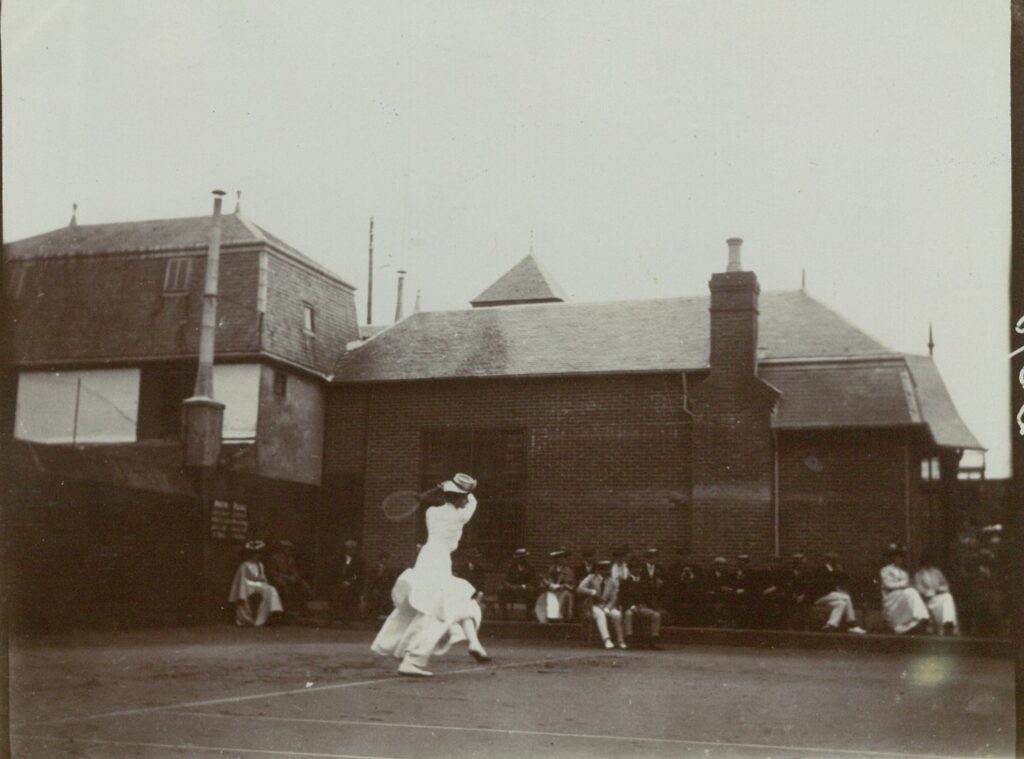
(2, 1), (1011, 476)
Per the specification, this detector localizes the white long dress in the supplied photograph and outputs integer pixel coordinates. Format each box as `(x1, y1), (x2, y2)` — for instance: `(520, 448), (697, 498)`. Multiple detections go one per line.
(228, 560), (284, 626)
(880, 563), (930, 633)
(371, 495), (481, 662)
(914, 566), (958, 632)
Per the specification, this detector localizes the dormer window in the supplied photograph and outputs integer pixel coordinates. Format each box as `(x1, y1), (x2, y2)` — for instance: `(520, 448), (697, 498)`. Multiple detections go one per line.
(303, 304), (315, 333)
(163, 258), (192, 293)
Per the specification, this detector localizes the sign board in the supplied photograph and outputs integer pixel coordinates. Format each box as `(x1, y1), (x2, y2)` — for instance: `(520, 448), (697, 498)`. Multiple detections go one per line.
(210, 500), (249, 542)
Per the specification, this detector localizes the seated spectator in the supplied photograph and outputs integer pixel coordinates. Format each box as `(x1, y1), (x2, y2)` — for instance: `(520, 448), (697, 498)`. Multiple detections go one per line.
(706, 556), (735, 626)
(454, 547), (488, 605)
(914, 551), (958, 636)
(228, 540), (284, 627)
(732, 554), (756, 627)
(783, 552), (814, 629)
(577, 560), (627, 649)
(756, 557), (789, 629)
(670, 552), (705, 625)
(266, 540), (311, 617)
(880, 544), (930, 634)
(621, 558), (663, 649)
(499, 548), (538, 620)
(536, 549), (575, 623)
(812, 552), (866, 634)
(574, 548), (597, 592)
(364, 551), (398, 620)
(331, 539), (364, 623)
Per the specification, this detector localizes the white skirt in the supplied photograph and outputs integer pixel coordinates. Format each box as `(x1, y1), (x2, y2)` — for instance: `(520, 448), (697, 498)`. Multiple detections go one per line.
(371, 544), (481, 660)
(882, 587), (930, 634)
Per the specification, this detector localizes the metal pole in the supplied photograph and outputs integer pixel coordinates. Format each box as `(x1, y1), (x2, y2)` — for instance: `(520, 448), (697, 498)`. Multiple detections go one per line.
(194, 191), (225, 399)
(71, 377), (82, 445)
(367, 217), (374, 325)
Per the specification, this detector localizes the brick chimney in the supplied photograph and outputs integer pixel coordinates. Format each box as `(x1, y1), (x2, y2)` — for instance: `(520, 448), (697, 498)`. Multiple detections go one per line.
(687, 238), (779, 563)
(708, 238), (759, 378)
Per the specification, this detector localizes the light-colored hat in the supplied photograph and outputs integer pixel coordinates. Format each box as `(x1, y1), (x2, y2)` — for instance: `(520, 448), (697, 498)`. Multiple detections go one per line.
(279, 540), (295, 549)
(549, 549), (567, 558)
(737, 553), (750, 561)
(712, 556), (727, 565)
(645, 548), (659, 556)
(596, 560), (612, 569)
(344, 539), (358, 549)
(245, 540), (265, 552)
(442, 473), (477, 494)
(512, 548), (529, 559)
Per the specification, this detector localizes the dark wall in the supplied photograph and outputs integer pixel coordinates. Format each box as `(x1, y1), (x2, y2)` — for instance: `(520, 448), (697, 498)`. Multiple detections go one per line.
(324, 374), (692, 568)
(7, 248), (261, 364)
(255, 365), (325, 486)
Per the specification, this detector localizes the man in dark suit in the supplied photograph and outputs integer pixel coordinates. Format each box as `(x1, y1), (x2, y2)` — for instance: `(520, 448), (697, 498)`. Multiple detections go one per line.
(622, 556), (663, 649)
(364, 551), (397, 620)
(812, 551), (866, 633)
(454, 547), (488, 605)
(332, 539), (365, 622)
(669, 552), (705, 625)
(706, 556), (735, 626)
(499, 548), (538, 620)
(732, 554), (756, 627)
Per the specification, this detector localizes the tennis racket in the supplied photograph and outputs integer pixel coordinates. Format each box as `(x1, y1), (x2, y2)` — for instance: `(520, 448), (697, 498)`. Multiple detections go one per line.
(381, 490), (422, 522)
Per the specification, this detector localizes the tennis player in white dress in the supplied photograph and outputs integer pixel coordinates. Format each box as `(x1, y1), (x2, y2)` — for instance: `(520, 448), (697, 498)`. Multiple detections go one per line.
(371, 473), (490, 676)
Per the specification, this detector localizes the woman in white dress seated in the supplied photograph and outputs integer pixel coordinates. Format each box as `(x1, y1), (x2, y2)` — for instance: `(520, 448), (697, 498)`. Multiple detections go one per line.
(879, 544), (930, 634)
(228, 540), (284, 627)
(914, 551), (958, 635)
(371, 474), (490, 677)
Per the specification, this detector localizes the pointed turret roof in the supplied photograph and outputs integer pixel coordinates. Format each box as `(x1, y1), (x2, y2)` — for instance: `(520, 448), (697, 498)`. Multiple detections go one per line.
(471, 254), (567, 307)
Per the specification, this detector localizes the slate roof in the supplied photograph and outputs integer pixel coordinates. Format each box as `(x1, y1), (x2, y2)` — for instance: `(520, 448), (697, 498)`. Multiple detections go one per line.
(471, 254), (568, 306)
(4, 214), (354, 289)
(333, 290), (981, 450)
(334, 290), (889, 381)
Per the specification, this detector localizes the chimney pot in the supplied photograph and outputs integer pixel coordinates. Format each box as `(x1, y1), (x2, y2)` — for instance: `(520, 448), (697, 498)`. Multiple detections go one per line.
(726, 237), (743, 272)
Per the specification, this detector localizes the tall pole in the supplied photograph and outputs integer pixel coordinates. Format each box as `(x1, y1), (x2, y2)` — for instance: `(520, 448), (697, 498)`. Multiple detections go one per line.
(394, 269), (406, 322)
(194, 191), (225, 399)
(367, 217), (374, 325)
(71, 378), (82, 445)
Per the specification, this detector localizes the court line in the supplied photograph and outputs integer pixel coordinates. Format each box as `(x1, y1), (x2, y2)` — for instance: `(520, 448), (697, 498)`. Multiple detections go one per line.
(24, 651), (597, 726)
(13, 734), (404, 759)
(164, 709), (970, 759)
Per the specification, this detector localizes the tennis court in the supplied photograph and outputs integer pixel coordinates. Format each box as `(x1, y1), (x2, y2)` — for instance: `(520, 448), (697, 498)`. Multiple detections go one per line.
(9, 625), (1014, 758)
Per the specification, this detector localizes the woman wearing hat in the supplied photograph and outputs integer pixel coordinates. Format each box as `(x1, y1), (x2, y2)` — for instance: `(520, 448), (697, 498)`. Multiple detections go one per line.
(879, 544), (930, 634)
(228, 540), (284, 626)
(371, 473), (490, 676)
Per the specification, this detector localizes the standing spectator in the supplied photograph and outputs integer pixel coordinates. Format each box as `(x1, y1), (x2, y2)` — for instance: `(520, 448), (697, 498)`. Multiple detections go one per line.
(228, 540), (284, 627)
(879, 544), (930, 634)
(332, 539), (364, 623)
(812, 552), (866, 634)
(499, 548), (538, 620)
(622, 558), (663, 649)
(577, 560), (627, 649)
(536, 549), (575, 623)
(266, 540), (310, 617)
(365, 551), (398, 620)
(914, 551), (958, 635)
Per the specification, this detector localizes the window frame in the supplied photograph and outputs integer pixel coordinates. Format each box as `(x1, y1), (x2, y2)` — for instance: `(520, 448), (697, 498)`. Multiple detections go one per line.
(163, 257), (192, 294)
(302, 303), (315, 333)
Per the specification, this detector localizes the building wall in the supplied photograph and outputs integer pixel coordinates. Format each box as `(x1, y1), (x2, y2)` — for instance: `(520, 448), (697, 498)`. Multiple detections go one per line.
(7, 248), (262, 364)
(777, 429), (922, 579)
(15, 368), (140, 443)
(323, 374), (692, 567)
(261, 252), (359, 373)
(256, 365), (325, 486)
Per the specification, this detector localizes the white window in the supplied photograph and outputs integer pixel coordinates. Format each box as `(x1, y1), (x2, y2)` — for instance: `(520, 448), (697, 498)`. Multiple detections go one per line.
(921, 457), (941, 482)
(163, 258), (192, 292)
(302, 304), (315, 333)
(15, 369), (140, 443)
(212, 364), (260, 440)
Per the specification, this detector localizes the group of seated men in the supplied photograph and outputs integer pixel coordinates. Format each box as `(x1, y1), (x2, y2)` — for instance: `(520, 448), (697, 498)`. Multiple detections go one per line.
(490, 544), (962, 640)
(495, 546), (668, 648)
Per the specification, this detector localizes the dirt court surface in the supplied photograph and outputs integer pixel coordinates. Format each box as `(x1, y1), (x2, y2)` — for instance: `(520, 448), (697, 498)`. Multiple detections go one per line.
(8, 625), (1014, 758)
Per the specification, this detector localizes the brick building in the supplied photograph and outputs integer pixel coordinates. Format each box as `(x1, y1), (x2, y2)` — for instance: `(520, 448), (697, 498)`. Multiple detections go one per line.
(326, 242), (981, 578)
(3, 207), (359, 627)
